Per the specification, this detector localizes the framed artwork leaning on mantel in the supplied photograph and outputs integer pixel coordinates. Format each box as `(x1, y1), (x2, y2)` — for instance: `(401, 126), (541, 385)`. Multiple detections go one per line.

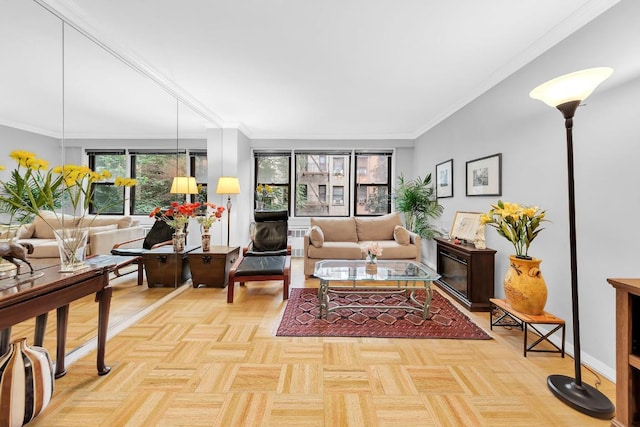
(466, 153), (502, 196)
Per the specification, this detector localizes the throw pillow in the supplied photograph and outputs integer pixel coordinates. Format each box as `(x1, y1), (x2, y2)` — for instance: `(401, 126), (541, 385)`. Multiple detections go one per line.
(393, 225), (411, 245)
(309, 225), (324, 248)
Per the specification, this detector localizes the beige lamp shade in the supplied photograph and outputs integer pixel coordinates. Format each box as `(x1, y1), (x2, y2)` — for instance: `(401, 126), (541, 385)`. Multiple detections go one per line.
(170, 176), (199, 194)
(529, 67), (613, 107)
(216, 176), (241, 194)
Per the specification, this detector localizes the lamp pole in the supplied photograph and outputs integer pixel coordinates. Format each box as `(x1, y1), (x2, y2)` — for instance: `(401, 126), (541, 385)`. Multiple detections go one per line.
(225, 194), (232, 247)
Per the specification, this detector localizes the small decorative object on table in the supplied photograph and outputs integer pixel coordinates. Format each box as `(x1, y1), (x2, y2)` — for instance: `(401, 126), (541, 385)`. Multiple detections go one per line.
(481, 200), (548, 315)
(150, 201), (201, 252)
(0, 337), (54, 427)
(196, 202), (225, 252)
(361, 242), (382, 275)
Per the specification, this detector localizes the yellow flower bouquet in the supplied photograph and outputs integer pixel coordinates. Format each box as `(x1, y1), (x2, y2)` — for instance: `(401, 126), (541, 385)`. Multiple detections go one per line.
(480, 200), (547, 259)
(0, 150), (136, 270)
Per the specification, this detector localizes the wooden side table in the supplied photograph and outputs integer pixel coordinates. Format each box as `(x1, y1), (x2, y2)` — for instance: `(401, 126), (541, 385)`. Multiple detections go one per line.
(489, 298), (565, 357)
(142, 245), (199, 287)
(607, 277), (640, 427)
(188, 246), (240, 288)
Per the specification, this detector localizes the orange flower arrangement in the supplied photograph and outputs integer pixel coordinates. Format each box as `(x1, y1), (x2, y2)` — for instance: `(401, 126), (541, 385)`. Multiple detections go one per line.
(149, 202), (201, 231)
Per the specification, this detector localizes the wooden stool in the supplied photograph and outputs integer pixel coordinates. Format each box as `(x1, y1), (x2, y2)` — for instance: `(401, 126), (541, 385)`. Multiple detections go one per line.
(489, 298), (565, 357)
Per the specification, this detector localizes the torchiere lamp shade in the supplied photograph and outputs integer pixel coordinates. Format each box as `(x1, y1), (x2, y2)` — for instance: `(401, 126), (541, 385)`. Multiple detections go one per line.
(529, 67), (613, 107)
(170, 176), (199, 194)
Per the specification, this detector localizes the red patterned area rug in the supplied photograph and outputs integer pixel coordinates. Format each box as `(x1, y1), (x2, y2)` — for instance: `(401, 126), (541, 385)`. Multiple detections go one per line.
(276, 288), (492, 340)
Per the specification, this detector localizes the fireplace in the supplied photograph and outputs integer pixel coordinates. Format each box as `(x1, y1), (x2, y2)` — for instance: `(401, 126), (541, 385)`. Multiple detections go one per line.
(434, 238), (496, 312)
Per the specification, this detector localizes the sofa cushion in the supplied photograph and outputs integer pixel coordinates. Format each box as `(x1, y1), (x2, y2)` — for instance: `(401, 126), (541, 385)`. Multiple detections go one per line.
(393, 225), (411, 245)
(310, 217), (357, 243)
(307, 242), (363, 260)
(32, 211), (78, 239)
(16, 223), (35, 239)
(78, 215), (133, 229)
(309, 225), (324, 248)
(355, 212), (402, 241)
(17, 238), (59, 258)
(359, 240), (418, 259)
(88, 224), (118, 237)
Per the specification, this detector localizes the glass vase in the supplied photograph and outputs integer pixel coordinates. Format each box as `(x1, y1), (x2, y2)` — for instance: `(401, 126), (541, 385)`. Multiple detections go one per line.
(55, 228), (89, 272)
(365, 257), (378, 275)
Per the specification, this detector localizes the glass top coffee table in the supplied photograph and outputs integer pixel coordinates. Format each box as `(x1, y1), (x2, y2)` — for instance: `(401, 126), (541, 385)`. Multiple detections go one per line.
(313, 260), (440, 320)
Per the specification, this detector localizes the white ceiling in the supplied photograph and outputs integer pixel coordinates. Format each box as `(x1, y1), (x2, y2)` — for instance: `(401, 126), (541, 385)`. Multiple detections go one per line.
(0, 0), (621, 140)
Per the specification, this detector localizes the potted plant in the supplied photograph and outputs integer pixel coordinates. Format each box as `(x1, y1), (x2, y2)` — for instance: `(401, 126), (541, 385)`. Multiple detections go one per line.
(393, 174), (443, 239)
(481, 200), (548, 314)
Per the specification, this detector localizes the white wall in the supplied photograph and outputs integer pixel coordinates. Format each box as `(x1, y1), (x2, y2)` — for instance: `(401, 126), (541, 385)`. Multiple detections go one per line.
(414, 0), (640, 379)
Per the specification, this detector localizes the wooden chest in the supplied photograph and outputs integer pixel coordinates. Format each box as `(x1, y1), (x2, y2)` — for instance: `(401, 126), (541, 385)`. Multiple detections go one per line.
(142, 245), (199, 288)
(188, 246), (240, 288)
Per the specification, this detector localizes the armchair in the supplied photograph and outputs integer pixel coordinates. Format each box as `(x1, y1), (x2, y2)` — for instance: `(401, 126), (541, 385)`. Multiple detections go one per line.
(110, 220), (175, 284)
(227, 210), (291, 303)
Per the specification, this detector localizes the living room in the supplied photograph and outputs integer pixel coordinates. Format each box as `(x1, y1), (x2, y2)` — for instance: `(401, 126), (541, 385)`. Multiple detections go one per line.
(1, 1), (639, 425)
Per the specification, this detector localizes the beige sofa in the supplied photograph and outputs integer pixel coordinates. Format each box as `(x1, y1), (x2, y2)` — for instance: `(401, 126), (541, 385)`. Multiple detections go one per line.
(16, 210), (144, 258)
(303, 212), (421, 277)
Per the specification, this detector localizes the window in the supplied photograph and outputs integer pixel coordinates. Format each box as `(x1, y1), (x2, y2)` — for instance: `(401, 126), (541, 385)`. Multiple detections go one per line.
(318, 185), (327, 202)
(131, 150), (186, 215)
(332, 186), (344, 205)
(332, 158), (344, 175)
(254, 149), (392, 218)
(87, 151), (126, 214)
(190, 151), (207, 208)
(255, 152), (291, 212)
(295, 151), (350, 216)
(354, 152), (391, 215)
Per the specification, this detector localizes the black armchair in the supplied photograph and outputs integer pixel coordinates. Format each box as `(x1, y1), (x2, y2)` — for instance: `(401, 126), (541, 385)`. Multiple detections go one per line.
(110, 220), (175, 285)
(227, 210), (291, 303)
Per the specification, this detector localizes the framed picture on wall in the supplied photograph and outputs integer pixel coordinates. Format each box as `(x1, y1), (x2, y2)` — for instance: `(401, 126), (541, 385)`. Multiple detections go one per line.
(466, 153), (502, 196)
(435, 159), (453, 198)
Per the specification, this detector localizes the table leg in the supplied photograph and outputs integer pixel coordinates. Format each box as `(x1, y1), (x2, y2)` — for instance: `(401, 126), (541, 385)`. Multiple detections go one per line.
(423, 284), (433, 319)
(0, 328), (10, 355)
(318, 279), (329, 319)
(34, 312), (48, 346)
(55, 304), (69, 378)
(137, 258), (144, 286)
(96, 285), (112, 376)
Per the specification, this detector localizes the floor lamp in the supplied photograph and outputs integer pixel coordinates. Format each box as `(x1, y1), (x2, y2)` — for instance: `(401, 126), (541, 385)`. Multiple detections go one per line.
(530, 67), (614, 419)
(216, 176), (240, 247)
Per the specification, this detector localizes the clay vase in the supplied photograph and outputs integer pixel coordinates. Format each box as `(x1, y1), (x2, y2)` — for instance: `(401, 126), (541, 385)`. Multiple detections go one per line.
(504, 255), (547, 315)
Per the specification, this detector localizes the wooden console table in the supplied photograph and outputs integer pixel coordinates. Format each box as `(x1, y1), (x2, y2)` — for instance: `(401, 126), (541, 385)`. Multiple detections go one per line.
(490, 298), (565, 357)
(434, 237), (496, 311)
(607, 277), (640, 427)
(0, 261), (114, 378)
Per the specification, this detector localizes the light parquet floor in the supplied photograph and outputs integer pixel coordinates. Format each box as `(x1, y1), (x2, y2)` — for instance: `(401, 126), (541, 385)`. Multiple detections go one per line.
(9, 259), (614, 426)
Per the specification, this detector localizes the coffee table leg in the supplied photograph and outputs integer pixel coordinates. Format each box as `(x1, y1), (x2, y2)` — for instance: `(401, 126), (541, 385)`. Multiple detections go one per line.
(318, 279), (329, 319)
(423, 283), (433, 319)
